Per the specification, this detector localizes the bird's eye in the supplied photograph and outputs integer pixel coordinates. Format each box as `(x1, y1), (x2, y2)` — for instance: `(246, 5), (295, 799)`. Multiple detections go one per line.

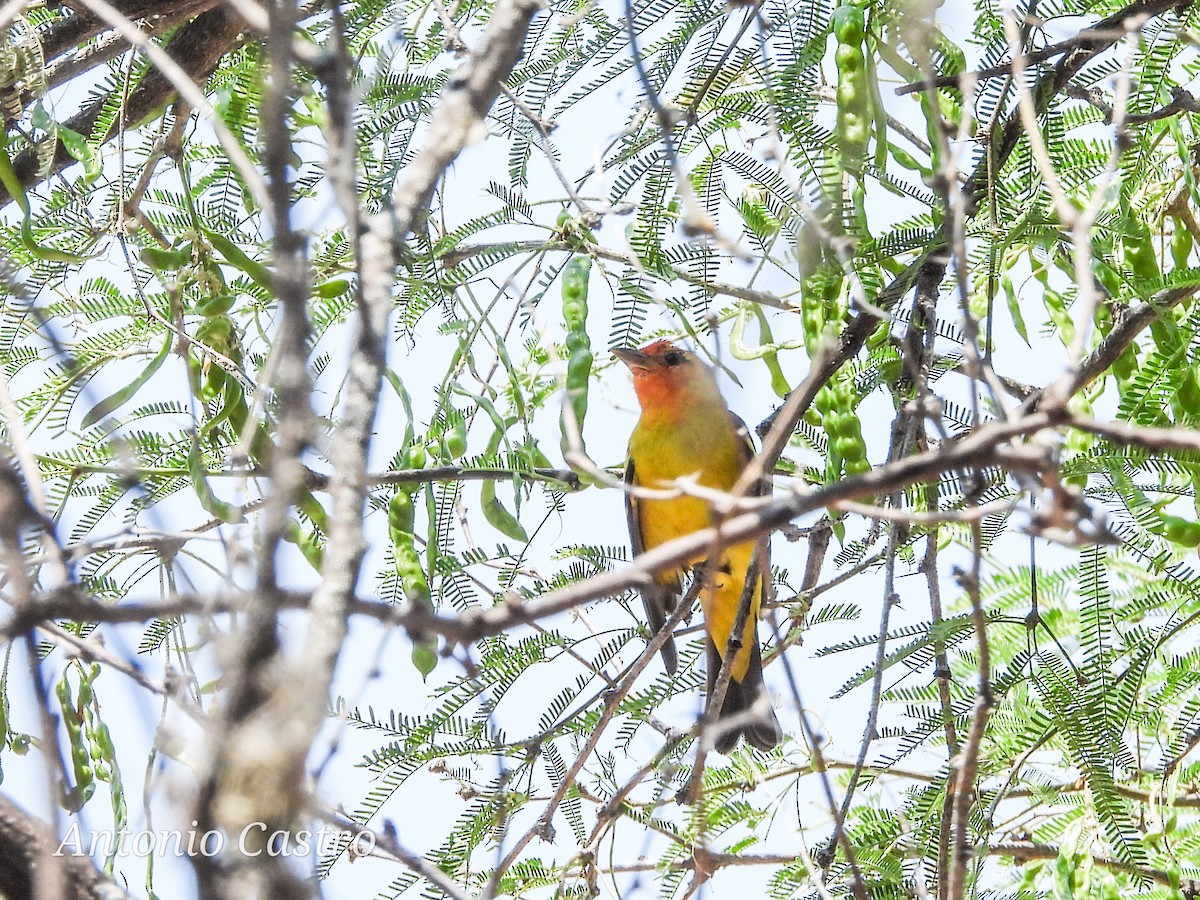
(664, 351), (683, 366)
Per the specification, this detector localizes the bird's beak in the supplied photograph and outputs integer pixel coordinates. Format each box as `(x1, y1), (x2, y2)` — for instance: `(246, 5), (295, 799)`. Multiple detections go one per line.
(612, 347), (653, 371)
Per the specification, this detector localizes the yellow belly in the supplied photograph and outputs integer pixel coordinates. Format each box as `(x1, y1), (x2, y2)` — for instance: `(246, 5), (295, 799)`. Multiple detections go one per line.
(634, 478), (760, 682)
(638, 494), (715, 560)
(698, 541), (760, 682)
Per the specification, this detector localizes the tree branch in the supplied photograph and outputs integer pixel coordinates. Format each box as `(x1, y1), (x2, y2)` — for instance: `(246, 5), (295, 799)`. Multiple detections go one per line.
(0, 792), (130, 900)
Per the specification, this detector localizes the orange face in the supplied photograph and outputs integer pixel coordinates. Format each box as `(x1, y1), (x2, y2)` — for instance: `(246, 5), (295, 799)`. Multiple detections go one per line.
(612, 341), (696, 411)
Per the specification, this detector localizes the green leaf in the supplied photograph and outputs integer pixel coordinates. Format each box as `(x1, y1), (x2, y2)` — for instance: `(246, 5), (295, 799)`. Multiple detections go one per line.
(384, 368), (416, 447)
(81, 334), (172, 428)
(1002, 270), (1029, 346)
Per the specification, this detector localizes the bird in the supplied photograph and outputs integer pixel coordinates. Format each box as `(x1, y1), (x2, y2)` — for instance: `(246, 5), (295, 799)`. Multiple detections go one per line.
(614, 340), (782, 753)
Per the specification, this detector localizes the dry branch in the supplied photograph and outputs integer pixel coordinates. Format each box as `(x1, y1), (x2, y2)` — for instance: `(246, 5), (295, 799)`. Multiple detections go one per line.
(0, 792), (129, 900)
(190, 0), (547, 896)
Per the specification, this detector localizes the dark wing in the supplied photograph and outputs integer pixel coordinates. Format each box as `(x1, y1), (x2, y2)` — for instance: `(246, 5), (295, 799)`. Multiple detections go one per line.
(730, 412), (771, 498)
(709, 634), (783, 753)
(625, 455), (679, 674)
(730, 412), (772, 595)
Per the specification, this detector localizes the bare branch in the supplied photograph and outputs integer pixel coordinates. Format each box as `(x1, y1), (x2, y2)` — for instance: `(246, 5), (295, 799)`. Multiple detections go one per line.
(0, 792), (131, 900)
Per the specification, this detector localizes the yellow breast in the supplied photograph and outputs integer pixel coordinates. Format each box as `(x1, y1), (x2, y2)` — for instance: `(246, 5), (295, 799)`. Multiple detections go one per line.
(629, 407), (744, 560)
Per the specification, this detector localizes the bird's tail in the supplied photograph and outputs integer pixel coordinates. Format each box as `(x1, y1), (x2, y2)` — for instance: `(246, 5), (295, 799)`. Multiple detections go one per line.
(707, 637), (782, 754)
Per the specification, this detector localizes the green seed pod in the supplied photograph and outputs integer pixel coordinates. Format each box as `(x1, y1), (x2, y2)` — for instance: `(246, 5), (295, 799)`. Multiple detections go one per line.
(481, 480), (529, 543)
(832, 2), (870, 172)
(315, 277), (351, 298)
(1122, 217), (1161, 283)
(559, 254), (593, 455)
(195, 316), (233, 346)
(845, 457), (872, 476)
(205, 228), (273, 289)
(196, 293), (236, 318)
(411, 642), (437, 680)
(443, 416), (467, 459)
(388, 491), (415, 537)
(140, 243), (193, 271)
(832, 410), (862, 440)
(842, 120), (869, 150)
(291, 525), (324, 573)
(815, 385), (835, 414)
(888, 142), (924, 173)
(1172, 221), (1194, 271)
(833, 373), (854, 409)
(831, 4), (865, 44)
(94, 722), (115, 758)
(835, 44), (861, 71)
(202, 365), (228, 401)
(402, 442), (427, 470)
(394, 543), (431, 608)
(1162, 514), (1200, 547)
(802, 271), (832, 356)
(390, 488), (435, 677)
(835, 434), (863, 460)
(62, 780), (95, 812)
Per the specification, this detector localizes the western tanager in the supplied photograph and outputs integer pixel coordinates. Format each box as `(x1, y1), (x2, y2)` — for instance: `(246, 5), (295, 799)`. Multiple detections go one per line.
(615, 340), (782, 752)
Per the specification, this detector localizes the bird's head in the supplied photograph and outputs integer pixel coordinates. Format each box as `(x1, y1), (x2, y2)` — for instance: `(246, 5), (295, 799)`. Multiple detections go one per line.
(613, 341), (722, 412)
